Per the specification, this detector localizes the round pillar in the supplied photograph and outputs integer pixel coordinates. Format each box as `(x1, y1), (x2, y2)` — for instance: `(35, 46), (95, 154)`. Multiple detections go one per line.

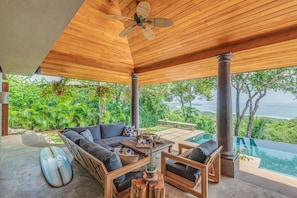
(131, 73), (139, 129)
(216, 52), (234, 158)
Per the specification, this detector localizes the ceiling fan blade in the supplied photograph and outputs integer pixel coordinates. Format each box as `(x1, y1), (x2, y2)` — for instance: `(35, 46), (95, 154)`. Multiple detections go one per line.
(119, 25), (137, 37)
(142, 25), (155, 40)
(146, 18), (174, 27)
(105, 14), (133, 22)
(136, 1), (150, 18)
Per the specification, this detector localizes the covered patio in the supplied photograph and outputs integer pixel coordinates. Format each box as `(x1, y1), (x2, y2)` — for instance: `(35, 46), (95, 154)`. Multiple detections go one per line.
(0, 129), (296, 198)
(1, 0), (297, 197)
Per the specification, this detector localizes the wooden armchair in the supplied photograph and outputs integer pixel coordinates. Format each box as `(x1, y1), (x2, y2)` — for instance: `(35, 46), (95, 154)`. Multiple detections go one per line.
(161, 140), (222, 198)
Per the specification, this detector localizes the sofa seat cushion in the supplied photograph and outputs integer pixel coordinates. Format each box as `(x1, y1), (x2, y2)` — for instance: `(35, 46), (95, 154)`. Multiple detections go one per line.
(114, 171), (143, 192)
(65, 125), (101, 141)
(186, 140), (218, 176)
(166, 159), (197, 182)
(95, 136), (135, 148)
(79, 139), (125, 183)
(63, 130), (84, 144)
(100, 122), (125, 139)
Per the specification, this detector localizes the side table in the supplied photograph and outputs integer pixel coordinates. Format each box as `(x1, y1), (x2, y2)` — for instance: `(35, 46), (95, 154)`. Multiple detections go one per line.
(130, 171), (165, 198)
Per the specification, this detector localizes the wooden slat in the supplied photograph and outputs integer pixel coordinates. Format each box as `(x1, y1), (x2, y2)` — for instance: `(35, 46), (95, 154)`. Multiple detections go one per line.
(39, 0), (297, 85)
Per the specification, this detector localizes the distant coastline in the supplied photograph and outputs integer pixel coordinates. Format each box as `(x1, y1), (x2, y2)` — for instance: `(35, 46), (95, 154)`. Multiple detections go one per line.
(193, 101), (297, 119)
(167, 101), (297, 119)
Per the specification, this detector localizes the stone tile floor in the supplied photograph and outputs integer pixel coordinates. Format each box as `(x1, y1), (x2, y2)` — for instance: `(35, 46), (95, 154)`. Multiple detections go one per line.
(0, 129), (296, 198)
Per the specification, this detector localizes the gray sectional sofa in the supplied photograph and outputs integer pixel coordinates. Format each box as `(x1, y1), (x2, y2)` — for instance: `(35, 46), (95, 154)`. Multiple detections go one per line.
(59, 122), (149, 198)
(64, 122), (136, 148)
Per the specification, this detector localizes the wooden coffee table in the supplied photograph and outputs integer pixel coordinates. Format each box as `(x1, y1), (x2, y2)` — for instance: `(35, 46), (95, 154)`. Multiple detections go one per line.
(120, 139), (174, 156)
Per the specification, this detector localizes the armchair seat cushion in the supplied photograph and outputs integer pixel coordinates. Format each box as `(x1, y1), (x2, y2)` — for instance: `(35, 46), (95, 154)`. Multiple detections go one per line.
(114, 171), (143, 192)
(166, 159), (197, 182)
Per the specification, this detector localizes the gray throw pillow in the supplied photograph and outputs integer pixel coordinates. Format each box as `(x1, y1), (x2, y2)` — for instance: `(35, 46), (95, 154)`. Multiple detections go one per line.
(100, 122), (125, 138)
(63, 130), (84, 144)
(79, 139), (125, 183)
(80, 129), (94, 142)
(65, 125), (101, 141)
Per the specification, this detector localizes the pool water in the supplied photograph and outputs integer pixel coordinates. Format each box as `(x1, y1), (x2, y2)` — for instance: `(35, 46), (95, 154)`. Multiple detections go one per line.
(186, 133), (297, 178)
(186, 133), (214, 144)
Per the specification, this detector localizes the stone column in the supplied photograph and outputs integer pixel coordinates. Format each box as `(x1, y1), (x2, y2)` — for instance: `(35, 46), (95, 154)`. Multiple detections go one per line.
(216, 52), (239, 177)
(131, 73), (139, 129)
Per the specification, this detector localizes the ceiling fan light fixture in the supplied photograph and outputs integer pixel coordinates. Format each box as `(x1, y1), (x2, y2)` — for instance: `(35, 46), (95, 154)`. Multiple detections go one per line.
(106, 1), (173, 40)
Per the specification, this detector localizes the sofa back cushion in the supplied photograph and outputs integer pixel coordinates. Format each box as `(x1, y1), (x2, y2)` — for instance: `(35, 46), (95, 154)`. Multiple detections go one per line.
(100, 122), (125, 139)
(63, 130), (84, 144)
(79, 139), (125, 183)
(186, 140), (218, 177)
(65, 125), (101, 141)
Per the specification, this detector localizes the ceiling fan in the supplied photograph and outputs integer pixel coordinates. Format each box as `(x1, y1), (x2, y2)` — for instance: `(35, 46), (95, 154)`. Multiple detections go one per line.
(106, 1), (173, 40)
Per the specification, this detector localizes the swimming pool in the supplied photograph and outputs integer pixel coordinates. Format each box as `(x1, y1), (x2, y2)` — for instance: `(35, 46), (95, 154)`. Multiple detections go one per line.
(186, 133), (297, 178)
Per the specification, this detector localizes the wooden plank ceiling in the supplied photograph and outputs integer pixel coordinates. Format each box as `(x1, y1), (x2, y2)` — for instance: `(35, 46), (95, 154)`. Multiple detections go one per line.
(40, 0), (297, 86)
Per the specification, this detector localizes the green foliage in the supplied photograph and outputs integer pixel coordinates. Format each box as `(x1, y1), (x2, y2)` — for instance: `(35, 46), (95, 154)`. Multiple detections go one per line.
(7, 73), (297, 145)
(9, 76), (99, 130)
(165, 78), (216, 122)
(139, 84), (170, 127)
(142, 126), (171, 133)
(266, 118), (297, 144)
(194, 115), (216, 134)
(251, 117), (269, 139)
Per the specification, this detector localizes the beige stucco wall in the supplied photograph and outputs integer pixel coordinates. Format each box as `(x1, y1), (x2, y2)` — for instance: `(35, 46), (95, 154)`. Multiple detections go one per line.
(0, 72), (2, 161)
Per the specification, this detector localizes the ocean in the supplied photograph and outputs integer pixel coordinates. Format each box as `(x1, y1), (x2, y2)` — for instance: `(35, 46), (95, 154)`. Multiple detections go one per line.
(192, 101), (297, 119)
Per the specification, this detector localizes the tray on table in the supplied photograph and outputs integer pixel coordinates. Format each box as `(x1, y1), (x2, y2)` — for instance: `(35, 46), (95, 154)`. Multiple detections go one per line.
(135, 143), (153, 148)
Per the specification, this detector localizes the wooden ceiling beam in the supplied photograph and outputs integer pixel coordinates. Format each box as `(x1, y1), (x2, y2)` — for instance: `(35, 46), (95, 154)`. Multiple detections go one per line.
(134, 25), (297, 74)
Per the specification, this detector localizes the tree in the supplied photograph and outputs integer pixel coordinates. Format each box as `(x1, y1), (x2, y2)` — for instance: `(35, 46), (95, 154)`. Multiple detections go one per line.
(166, 78), (216, 122)
(232, 67), (297, 137)
(139, 84), (170, 127)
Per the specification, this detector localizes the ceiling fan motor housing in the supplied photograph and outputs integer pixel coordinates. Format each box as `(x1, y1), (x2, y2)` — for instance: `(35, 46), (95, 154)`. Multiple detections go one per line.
(134, 13), (144, 26)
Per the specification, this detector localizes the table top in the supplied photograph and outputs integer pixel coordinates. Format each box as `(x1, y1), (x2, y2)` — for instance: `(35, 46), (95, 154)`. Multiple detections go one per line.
(120, 138), (174, 156)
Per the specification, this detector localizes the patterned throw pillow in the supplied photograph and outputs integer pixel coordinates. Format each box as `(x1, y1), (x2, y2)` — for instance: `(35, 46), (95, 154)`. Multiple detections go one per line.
(80, 129), (94, 142)
(122, 126), (135, 137)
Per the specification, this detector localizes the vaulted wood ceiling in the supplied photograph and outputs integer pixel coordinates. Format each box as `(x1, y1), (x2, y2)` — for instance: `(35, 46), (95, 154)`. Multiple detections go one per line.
(2, 0), (297, 86)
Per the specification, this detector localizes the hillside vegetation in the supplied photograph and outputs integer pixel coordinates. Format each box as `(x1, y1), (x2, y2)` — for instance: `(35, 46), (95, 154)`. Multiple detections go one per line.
(7, 75), (297, 145)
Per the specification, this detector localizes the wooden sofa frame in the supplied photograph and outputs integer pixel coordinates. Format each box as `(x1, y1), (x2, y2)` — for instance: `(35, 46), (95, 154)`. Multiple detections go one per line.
(58, 132), (149, 198)
(161, 143), (222, 198)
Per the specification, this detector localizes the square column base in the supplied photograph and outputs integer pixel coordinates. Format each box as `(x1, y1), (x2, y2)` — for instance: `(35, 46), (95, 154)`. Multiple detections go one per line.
(221, 154), (239, 178)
